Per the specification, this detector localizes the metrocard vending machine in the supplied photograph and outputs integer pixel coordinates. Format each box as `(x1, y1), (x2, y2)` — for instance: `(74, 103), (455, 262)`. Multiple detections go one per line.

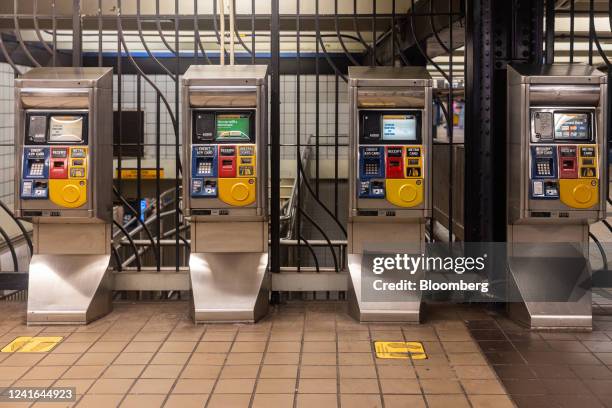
(182, 65), (269, 323)
(507, 64), (608, 329)
(347, 67), (432, 322)
(14, 67), (113, 324)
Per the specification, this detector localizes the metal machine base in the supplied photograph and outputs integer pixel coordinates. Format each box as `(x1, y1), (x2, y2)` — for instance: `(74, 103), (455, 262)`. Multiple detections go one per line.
(507, 302), (592, 330)
(507, 247), (592, 330)
(190, 252), (269, 323)
(27, 254), (112, 325)
(347, 254), (422, 323)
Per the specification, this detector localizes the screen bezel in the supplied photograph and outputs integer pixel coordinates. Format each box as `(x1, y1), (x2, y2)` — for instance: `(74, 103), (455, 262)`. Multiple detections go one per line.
(359, 110), (423, 145)
(215, 113), (253, 142)
(192, 109), (256, 144)
(48, 115), (86, 143)
(25, 111), (88, 145)
(553, 111), (591, 141)
(381, 114), (420, 142)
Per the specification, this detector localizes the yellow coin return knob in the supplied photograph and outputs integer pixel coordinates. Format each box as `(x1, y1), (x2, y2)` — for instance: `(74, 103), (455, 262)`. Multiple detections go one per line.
(62, 184), (81, 203)
(572, 184), (592, 204)
(398, 184), (417, 203)
(231, 183), (250, 202)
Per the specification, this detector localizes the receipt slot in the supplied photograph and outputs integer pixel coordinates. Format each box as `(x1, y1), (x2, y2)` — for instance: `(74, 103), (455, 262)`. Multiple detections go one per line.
(507, 64), (607, 329)
(347, 67), (432, 322)
(15, 68), (113, 324)
(182, 65), (269, 323)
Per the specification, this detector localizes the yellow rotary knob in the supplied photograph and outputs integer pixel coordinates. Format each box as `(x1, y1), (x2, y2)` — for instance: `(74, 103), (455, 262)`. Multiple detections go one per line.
(398, 184), (418, 203)
(231, 182), (250, 202)
(572, 184), (592, 204)
(61, 184), (81, 203)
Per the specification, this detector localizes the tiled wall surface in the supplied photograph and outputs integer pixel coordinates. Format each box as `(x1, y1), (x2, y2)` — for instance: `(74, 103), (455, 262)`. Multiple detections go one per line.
(114, 73), (348, 161)
(113, 74), (182, 161)
(0, 66), (348, 207)
(0, 63), (29, 209)
(279, 75), (349, 159)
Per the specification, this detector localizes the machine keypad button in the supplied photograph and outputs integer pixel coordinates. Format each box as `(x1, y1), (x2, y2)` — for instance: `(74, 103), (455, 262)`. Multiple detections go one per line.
(30, 163), (44, 176)
(198, 162), (212, 174)
(536, 163), (551, 175)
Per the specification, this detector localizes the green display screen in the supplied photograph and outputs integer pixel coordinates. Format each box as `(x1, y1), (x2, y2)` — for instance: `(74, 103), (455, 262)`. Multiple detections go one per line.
(215, 113), (251, 141)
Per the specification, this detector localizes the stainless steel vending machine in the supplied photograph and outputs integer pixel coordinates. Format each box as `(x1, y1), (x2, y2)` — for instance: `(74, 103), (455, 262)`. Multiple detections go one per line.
(347, 67), (433, 322)
(507, 64), (608, 329)
(15, 67), (113, 324)
(182, 65), (269, 323)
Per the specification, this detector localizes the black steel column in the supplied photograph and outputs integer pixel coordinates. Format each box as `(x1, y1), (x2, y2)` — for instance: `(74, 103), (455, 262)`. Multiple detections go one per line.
(270, 0), (281, 272)
(608, 71), (612, 202)
(464, 0), (544, 242)
(464, 0), (494, 242)
(545, 0), (555, 64)
(72, 0), (82, 66)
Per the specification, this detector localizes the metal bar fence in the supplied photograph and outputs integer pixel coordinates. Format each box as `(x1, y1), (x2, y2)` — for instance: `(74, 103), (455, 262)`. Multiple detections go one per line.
(3, 1), (608, 286)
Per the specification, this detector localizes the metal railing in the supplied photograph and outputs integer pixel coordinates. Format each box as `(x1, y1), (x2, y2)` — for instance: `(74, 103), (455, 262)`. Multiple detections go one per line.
(279, 134), (349, 273)
(0, 0), (609, 291)
(0, 201), (32, 274)
(112, 187), (187, 271)
(280, 136), (313, 241)
(0, 1), (464, 278)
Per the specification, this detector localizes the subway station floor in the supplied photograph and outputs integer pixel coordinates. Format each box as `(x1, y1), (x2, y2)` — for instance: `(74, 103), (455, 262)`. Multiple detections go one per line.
(0, 301), (611, 408)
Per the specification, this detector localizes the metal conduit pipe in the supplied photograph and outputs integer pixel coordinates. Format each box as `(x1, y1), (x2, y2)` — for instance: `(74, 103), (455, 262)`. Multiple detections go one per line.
(119, 239), (348, 247)
(219, 0), (225, 65)
(229, 0), (235, 65)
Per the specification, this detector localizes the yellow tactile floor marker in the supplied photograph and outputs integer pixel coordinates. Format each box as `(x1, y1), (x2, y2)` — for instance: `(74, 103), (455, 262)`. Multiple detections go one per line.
(1, 336), (63, 353)
(374, 341), (427, 360)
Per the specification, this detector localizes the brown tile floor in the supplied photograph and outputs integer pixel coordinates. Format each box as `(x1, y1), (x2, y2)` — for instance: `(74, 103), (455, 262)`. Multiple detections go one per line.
(0, 301), (515, 408)
(467, 309), (612, 408)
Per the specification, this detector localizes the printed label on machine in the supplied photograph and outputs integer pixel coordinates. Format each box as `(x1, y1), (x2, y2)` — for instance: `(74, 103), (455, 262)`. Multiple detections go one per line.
(23, 148), (48, 179)
(359, 146), (385, 198)
(49, 116), (84, 143)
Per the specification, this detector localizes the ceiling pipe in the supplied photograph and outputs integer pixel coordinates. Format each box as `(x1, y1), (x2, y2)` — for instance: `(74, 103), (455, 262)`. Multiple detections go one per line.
(229, 0), (235, 65)
(219, 0), (225, 65)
